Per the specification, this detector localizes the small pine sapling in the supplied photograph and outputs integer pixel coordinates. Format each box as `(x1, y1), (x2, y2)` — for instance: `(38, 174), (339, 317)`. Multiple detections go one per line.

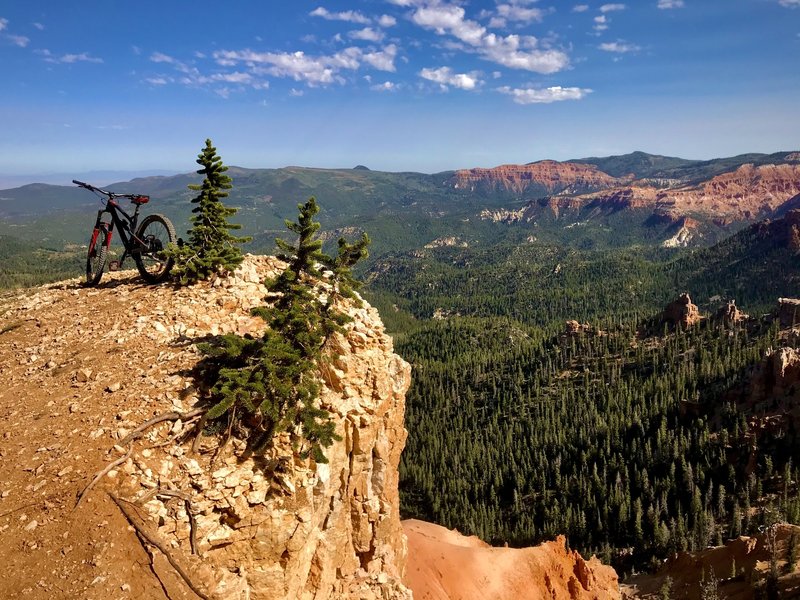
(168, 139), (250, 283)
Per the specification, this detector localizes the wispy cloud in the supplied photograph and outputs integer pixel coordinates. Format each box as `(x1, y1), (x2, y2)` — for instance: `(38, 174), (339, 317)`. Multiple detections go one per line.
(0, 18), (7, 32)
(778, 0), (800, 7)
(593, 15), (609, 31)
(572, 5), (589, 12)
(490, 2), (546, 28)
(657, 0), (684, 8)
(213, 44), (397, 87)
(32, 22), (44, 30)
(420, 66), (482, 90)
(37, 49), (103, 64)
(310, 7), (371, 25)
(8, 34), (29, 47)
(406, 1), (568, 74)
(600, 3), (627, 12)
(497, 85), (592, 104)
(378, 14), (397, 27)
(599, 40), (641, 53)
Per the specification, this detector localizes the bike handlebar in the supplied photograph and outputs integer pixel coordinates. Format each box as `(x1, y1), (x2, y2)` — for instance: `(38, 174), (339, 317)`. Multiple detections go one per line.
(73, 179), (144, 201)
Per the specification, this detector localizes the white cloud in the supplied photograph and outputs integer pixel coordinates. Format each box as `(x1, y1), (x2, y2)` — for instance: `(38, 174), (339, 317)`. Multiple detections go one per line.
(407, 2), (569, 74)
(145, 77), (169, 85)
(496, 3), (545, 24)
(779, 0), (800, 6)
(572, 4), (589, 11)
(420, 66), (482, 90)
(0, 18), (7, 32)
(150, 52), (176, 64)
(211, 71), (254, 84)
(213, 44), (397, 86)
(593, 15), (609, 31)
(349, 27), (384, 42)
(600, 3), (626, 12)
(290, 88), (305, 96)
(657, 0), (684, 8)
(310, 7), (371, 25)
(33, 22), (44, 30)
(497, 85), (591, 104)
(378, 14), (397, 27)
(599, 41), (640, 52)
(371, 81), (398, 91)
(8, 34), (29, 47)
(481, 33), (569, 73)
(413, 5), (487, 46)
(362, 44), (398, 71)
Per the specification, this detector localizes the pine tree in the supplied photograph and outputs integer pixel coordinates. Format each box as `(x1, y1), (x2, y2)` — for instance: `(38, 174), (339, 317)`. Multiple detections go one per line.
(199, 197), (369, 463)
(168, 138), (250, 283)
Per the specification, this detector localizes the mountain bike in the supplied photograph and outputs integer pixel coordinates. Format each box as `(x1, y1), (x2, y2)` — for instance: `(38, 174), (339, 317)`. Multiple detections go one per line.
(74, 179), (176, 285)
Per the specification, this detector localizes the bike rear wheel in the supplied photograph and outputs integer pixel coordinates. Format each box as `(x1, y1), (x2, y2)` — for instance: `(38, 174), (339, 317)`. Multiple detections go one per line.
(86, 227), (108, 286)
(134, 214), (176, 283)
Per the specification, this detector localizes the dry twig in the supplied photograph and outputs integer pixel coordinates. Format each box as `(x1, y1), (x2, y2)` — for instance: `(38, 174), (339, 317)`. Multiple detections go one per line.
(110, 493), (210, 600)
(75, 445), (133, 508)
(121, 408), (204, 446)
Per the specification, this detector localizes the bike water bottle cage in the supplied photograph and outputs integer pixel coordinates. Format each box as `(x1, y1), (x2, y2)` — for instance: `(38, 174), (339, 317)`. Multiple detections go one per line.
(132, 195), (150, 205)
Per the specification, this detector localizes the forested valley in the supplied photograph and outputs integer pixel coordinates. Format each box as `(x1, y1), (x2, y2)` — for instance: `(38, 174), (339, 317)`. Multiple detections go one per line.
(366, 214), (800, 574)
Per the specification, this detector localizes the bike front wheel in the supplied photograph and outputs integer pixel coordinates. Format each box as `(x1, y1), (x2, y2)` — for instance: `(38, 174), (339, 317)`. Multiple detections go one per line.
(86, 226), (108, 286)
(134, 214), (176, 284)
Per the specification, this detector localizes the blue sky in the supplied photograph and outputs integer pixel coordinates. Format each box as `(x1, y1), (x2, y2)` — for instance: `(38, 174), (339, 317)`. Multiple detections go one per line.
(0, 0), (798, 176)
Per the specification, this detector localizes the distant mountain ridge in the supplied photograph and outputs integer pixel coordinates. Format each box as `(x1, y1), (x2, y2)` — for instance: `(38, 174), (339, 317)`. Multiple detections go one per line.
(2, 150), (799, 256)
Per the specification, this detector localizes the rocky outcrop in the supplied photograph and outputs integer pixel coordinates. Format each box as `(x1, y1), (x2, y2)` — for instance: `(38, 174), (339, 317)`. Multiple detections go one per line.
(661, 293), (701, 328)
(451, 161), (623, 196)
(111, 257), (413, 599)
(403, 520), (620, 600)
(714, 300), (749, 325)
(623, 524), (800, 600)
(564, 320), (595, 337)
(778, 297), (800, 327)
(423, 236), (468, 249)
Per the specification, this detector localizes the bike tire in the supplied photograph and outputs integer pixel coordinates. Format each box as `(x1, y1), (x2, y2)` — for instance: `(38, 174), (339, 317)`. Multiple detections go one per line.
(134, 213), (176, 284)
(86, 228), (108, 286)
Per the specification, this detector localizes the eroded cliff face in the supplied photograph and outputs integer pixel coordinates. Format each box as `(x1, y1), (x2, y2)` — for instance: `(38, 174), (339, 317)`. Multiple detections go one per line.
(478, 163), (800, 234)
(450, 161), (624, 195)
(111, 256), (413, 599)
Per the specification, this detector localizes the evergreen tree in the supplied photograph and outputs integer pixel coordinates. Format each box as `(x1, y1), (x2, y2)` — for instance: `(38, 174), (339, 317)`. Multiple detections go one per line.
(168, 138), (250, 283)
(199, 197), (369, 463)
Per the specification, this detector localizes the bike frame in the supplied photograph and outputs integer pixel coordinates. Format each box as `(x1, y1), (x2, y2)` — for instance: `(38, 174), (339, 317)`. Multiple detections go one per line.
(90, 198), (146, 267)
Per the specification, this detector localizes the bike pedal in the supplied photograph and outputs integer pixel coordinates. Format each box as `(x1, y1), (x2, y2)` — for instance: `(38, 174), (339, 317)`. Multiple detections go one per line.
(109, 260), (120, 271)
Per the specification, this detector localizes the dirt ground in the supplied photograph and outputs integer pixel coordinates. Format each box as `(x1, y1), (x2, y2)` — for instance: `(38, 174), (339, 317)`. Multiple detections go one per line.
(0, 271), (215, 599)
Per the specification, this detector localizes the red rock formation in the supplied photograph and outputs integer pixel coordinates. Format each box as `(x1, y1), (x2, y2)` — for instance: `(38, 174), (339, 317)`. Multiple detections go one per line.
(662, 293), (701, 328)
(657, 163), (800, 220)
(714, 300), (749, 325)
(403, 520), (620, 600)
(480, 164), (800, 229)
(450, 161), (624, 195)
